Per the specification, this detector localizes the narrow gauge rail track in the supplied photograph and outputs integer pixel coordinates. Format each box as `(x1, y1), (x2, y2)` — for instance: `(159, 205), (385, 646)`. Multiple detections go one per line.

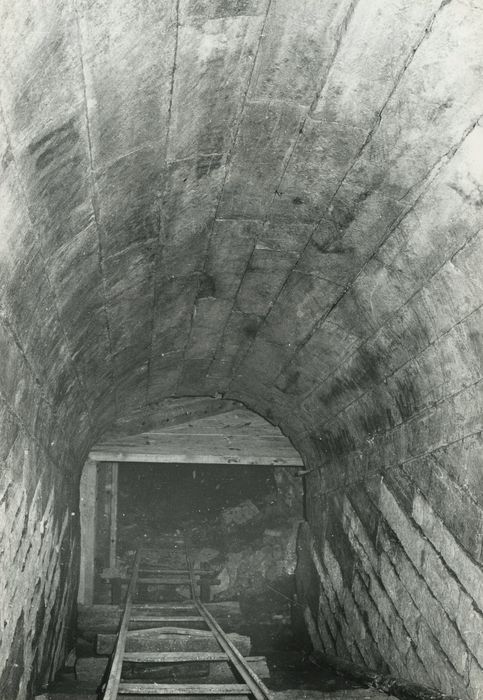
(99, 542), (273, 700)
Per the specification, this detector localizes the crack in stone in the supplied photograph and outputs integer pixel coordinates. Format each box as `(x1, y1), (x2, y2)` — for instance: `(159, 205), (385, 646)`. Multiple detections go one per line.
(73, 0), (118, 418)
(146, 0), (181, 407)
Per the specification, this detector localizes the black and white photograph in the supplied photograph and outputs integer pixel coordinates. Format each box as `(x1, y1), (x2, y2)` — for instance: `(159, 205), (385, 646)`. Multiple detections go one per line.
(0, 1), (482, 699)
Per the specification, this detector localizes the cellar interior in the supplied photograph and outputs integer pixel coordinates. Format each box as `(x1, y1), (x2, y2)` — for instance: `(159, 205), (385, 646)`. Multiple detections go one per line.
(0, 0), (482, 699)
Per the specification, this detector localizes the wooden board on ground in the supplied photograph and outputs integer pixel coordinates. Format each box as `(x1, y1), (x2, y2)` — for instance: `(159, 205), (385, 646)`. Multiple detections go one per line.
(78, 603), (242, 639)
(123, 658), (269, 684)
(75, 655), (268, 686)
(97, 628), (251, 656)
(117, 683), (250, 694)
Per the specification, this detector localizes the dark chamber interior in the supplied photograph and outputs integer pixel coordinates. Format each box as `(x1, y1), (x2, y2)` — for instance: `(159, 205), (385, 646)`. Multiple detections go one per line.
(117, 463), (282, 551)
(114, 464), (303, 653)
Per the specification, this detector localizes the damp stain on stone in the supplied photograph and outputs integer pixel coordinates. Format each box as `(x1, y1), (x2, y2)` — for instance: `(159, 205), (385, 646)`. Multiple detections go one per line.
(393, 375), (420, 421)
(317, 426), (356, 458)
(0, 612), (24, 698)
(197, 273), (217, 299)
(188, 0), (254, 19)
(1, 145), (13, 171)
(311, 238), (355, 257)
(242, 316), (260, 339)
(28, 118), (78, 165)
(196, 153), (223, 180)
(26, 116), (88, 241)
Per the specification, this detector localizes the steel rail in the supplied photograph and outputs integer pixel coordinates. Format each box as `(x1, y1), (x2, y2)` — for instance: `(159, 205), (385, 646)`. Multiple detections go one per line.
(101, 549), (141, 699)
(184, 541), (273, 700)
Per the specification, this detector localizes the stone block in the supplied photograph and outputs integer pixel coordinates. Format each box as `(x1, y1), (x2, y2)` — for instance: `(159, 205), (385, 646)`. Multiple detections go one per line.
(378, 519), (468, 678)
(379, 482), (425, 568)
(425, 464), (483, 560)
(469, 658), (483, 700)
(415, 620), (467, 698)
(412, 492), (483, 614)
(379, 553), (420, 640)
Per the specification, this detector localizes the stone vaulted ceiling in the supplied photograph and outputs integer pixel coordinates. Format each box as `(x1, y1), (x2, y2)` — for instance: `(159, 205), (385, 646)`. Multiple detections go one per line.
(0, 0), (482, 462)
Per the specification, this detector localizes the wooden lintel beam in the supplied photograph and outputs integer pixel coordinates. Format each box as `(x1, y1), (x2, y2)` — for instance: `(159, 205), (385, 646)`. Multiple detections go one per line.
(88, 449), (302, 466)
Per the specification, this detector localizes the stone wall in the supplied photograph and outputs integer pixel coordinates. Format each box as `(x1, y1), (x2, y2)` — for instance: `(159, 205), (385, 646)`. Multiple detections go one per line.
(0, 28), (113, 693)
(296, 260), (483, 698)
(0, 89), (105, 698)
(289, 104), (483, 698)
(0, 415), (80, 699)
(0, 116), (100, 695)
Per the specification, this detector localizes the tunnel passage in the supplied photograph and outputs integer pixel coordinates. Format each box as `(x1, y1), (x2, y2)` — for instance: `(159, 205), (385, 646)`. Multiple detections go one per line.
(0, 0), (483, 698)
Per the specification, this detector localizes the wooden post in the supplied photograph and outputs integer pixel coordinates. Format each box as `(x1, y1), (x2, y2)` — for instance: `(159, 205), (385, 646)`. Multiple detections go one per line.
(109, 463), (119, 570)
(200, 562), (212, 603)
(78, 459), (97, 604)
(93, 462), (120, 603)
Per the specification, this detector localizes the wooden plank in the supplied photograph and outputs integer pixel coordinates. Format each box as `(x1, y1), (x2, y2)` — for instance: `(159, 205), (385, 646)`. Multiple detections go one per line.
(117, 683), (250, 695)
(78, 459), (97, 605)
(89, 439), (303, 466)
(97, 629), (250, 656)
(123, 652), (228, 663)
(120, 577), (209, 585)
(130, 616), (204, 624)
(137, 569), (217, 576)
(90, 414), (303, 466)
(107, 576), (218, 584)
(107, 399), (241, 438)
(78, 603), (242, 640)
(98, 434), (290, 446)
(90, 452), (302, 466)
(149, 410), (277, 437)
